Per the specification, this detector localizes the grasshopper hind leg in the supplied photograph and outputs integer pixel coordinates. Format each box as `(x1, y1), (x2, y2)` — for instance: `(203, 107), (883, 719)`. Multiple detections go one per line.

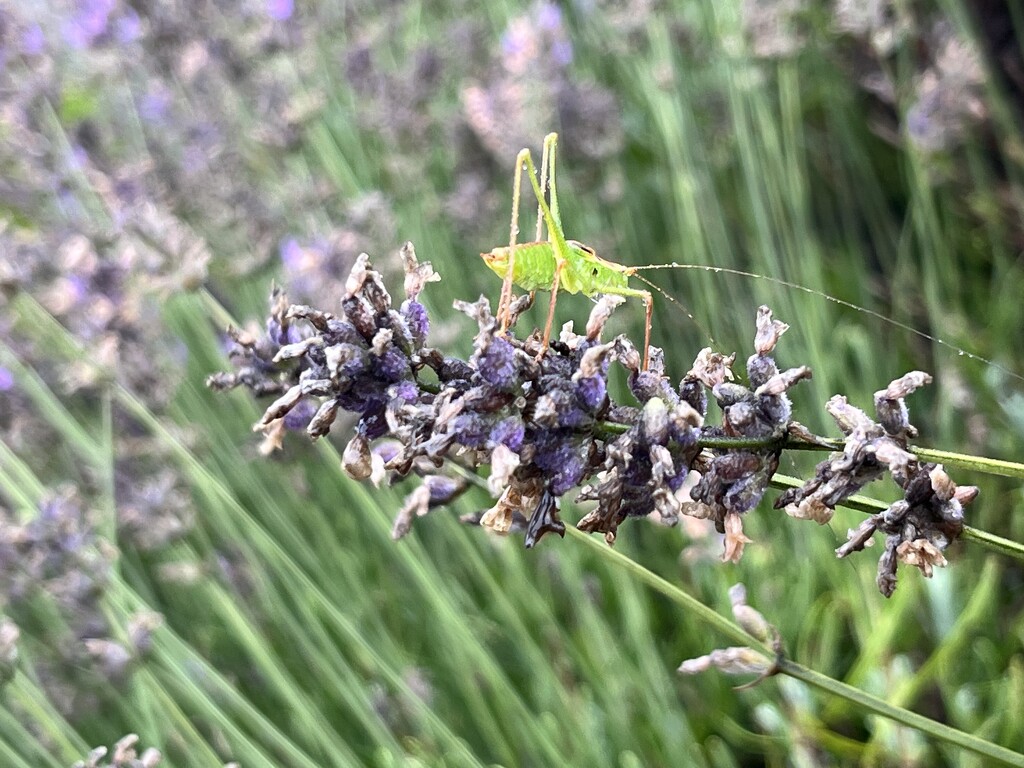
(641, 290), (652, 371)
(498, 148), (532, 332)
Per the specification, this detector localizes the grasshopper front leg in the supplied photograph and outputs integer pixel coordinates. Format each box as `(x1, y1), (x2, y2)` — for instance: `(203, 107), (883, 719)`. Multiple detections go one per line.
(499, 136), (569, 361)
(522, 134), (570, 359)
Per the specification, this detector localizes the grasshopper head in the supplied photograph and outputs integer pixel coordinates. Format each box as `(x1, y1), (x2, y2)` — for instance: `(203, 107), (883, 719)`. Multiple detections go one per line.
(481, 247), (511, 280)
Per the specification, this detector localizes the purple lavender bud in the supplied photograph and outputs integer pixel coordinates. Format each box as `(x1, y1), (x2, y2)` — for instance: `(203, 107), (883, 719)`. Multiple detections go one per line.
(283, 398), (317, 431)
(551, 40), (573, 67)
(0, 367), (13, 392)
(376, 346), (410, 382)
(630, 370), (677, 405)
(359, 402), (390, 440)
(723, 474), (766, 514)
(489, 416), (525, 452)
(373, 441), (403, 465)
(328, 343), (371, 380)
(62, 0), (115, 49)
(667, 464), (689, 492)
(326, 320), (362, 345)
(535, 439), (587, 496)
(388, 380), (419, 404)
(537, 385), (590, 429)
(139, 89), (171, 123)
(575, 374), (607, 412)
(536, 2), (563, 31)
(425, 475), (464, 505)
(477, 337), (518, 390)
(401, 300), (430, 349)
(267, 317), (299, 347)
(746, 354), (778, 389)
(280, 237), (304, 270)
(449, 413), (492, 448)
(501, 25), (528, 61)
(335, 389), (367, 413)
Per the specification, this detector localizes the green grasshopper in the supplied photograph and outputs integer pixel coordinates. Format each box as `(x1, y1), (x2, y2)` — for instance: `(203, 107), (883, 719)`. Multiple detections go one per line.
(482, 134), (1022, 387)
(481, 132), (654, 370)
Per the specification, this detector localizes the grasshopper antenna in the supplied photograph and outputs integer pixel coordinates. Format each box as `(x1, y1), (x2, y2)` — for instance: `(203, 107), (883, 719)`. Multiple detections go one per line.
(630, 272), (718, 350)
(633, 263), (1024, 385)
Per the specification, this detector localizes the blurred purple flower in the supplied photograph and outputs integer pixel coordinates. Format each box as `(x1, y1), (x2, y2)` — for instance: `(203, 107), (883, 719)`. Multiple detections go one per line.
(139, 89), (171, 123)
(266, 0), (295, 21)
(61, 0), (117, 49)
(22, 24), (46, 56)
(114, 10), (142, 44)
(501, 27), (528, 62)
(67, 145), (90, 173)
(279, 237), (304, 270)
(537, 2), (563, 32)
(552, 39), (573, 66)
(0, 367), (14, 392)
(66, 274), (89, 306)
(906, 102), (937, 146)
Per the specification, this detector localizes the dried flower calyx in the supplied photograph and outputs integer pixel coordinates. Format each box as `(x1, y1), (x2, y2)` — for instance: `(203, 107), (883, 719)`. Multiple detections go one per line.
(678, 583), (783, 687)
(775, 371), (978, 596)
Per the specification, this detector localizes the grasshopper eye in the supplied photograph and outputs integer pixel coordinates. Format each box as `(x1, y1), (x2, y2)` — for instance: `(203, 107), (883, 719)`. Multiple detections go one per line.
(592, 268), (599, 276)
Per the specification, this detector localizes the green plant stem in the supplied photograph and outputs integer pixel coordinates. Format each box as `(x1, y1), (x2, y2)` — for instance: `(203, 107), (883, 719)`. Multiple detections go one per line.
(595, 414), (1024, 479)
(564, 526), (1024, 767)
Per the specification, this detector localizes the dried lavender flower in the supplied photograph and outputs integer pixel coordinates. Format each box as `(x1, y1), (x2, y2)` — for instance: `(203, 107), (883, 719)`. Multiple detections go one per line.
(678, 646), (773, 677)
(778, 372), (977, 596)
(211, 245), (978, 590)
(681, 308), (808, 560)
(680, 582), (782, 684)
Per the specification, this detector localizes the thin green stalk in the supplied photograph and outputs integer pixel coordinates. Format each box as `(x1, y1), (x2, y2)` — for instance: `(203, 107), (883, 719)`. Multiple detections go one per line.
(0, 702), (66, 768)
(0, 341), (98, 465)
(565, 526), (1024, 767)
(0, 442), (46, 508)
(859, 558), (1001, 762)
(4, 676), (90, 761)
(908, 446), (1024, 479)
(98, 390), (118, 551)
